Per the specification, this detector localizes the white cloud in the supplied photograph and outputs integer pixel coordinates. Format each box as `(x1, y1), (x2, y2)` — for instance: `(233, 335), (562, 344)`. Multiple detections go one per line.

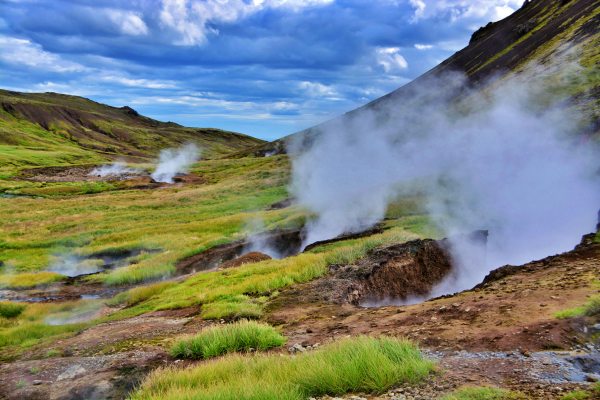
(0, 35), (87, 73)
(105, 9), (149, 36)
(375, 47), (408, 73)
(299, 81), (339, 98)
(159, 0), (333, 46)
(99, 75), (177, 89)
(414, 43), (433, 50)
(409, 0), (522, 23)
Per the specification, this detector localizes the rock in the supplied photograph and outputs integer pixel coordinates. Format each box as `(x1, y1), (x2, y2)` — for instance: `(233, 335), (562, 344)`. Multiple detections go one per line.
(57, 365), (87, 381)
(32, 380), (43, 385)
(288, 343), (307, 353)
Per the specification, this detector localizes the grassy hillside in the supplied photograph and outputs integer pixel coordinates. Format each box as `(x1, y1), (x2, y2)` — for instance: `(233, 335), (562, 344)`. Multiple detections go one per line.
(0, 90), (265, 173)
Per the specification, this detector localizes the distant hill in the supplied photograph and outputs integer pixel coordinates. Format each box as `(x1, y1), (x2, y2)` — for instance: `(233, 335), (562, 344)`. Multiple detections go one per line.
(243, 0), (599, 156)
(0, 90), (265, 170)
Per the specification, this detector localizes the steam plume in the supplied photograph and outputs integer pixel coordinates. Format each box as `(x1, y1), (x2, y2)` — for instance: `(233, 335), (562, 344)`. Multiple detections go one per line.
(151, 144), (200, 183)
(290, 47), (600, 295)
(90, 161), (140, 178)
(243, 217), (283, 258)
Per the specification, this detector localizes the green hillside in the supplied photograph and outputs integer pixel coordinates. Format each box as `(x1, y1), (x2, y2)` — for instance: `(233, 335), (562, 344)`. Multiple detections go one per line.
(0, 90), (265, 173)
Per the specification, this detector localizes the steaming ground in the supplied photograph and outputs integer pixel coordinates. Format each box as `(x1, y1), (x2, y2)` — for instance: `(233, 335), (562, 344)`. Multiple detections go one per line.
(290, 47), (600, 298)
(151, 144), (200, 183)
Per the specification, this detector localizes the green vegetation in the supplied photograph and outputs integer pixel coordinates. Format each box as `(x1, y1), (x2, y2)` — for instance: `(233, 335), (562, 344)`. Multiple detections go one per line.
(107, 227), (419, 322)
(555, 294), (600, 319)
(0, 302), (26, 319)
(0, 89), (264, 174)
(171, 320), (285, 359)
(108, 281), (176, 307)
(560, 383), (600, 399)
(0, 272), (65, 289)
(133, 336), (434, 400)
(0, 301), (99, 359)
(441, 387), (525, 400)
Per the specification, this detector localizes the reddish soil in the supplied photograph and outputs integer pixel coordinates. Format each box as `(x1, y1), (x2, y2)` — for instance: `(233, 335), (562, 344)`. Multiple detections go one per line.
(267, 237), (600, 353)
(219, 251), (272, 269)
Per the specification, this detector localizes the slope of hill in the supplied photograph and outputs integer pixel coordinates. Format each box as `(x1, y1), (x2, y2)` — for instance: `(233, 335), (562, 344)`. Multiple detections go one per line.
(244, 0), (599, 156)
(0, 90), (265, 171)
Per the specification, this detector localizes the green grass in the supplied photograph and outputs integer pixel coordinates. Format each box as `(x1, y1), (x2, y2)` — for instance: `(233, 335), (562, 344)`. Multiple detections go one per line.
(0, 300), (99, 359)
(555, 295), (600, 319)
(108, 281), (176, 307)
(132, 336), (434, 400)
(441, 387), (525, 400)
(0, 271), (65, 289)
(0, 302), (26, 319)
(107, 226), (419, 322)
(560, 382), (600, 400)
(171, 320), (285, 359)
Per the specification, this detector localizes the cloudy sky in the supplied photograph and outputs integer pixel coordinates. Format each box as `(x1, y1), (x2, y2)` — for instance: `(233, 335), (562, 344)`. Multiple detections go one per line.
(0, 0), (521, 140)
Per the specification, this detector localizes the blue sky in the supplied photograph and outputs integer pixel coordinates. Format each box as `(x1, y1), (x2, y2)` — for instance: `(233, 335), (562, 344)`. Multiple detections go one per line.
(0, 0), (521, 140)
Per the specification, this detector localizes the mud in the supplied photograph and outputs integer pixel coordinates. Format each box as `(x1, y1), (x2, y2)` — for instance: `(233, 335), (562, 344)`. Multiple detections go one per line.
(1, 248), (160, 303)
(176, 228), (304, 274)
(19, 165), (145, 182)
(16, 165), (206, 188)
(284, 236), (457, 306)
(175, 226), (390, 275)
(219, 252), (272, 269)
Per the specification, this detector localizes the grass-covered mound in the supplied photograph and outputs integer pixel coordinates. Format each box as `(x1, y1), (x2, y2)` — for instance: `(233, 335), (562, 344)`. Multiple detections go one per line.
(171, 320), (285, 359)
(133, 336), (434, 400)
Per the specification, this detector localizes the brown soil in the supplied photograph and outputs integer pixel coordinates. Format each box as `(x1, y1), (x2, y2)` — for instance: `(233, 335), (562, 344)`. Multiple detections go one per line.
(18, 165), (148, 183)
(219, 252), (272, 269)
(0, 307), (207, 400)
(266, 235), (600, 353)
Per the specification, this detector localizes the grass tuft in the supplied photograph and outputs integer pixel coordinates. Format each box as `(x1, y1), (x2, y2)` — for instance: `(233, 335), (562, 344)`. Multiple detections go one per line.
(171, 320), (285, 359)
(0, 302), (26, 319)
(133, 336), (434, 400)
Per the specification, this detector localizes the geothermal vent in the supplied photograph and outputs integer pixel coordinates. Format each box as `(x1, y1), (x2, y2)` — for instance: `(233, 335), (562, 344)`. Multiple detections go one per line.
(308, 231), (488, 306)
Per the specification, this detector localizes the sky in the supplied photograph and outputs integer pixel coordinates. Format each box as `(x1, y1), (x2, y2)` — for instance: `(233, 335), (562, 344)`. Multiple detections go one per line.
(0, 0), (522, 140)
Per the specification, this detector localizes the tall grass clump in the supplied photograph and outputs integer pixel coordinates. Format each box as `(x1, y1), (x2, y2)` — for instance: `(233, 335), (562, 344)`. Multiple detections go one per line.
(133, 336), (434, 400)
(0, 302), (26, 319)
(441, 386), (525, 400)
(171, 320), (285, 359)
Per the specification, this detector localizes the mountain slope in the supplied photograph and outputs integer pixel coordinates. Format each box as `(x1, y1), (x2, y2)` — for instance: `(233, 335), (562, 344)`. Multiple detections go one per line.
(246, 0), (599, 156)
(0, 90), (265, 171)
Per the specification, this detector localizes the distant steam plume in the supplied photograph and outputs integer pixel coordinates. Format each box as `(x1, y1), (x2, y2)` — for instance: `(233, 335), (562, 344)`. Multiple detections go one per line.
(290, 47), (600, 296)
(90, 161), (140, 178)
(151, 144), (200, 183)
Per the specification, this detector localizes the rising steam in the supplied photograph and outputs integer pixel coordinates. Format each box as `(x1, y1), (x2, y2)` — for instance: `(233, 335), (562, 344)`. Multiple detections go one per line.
(90, 161), (140, 178)
(290, 47), (600, 295)
(151, 144), (200, 183)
